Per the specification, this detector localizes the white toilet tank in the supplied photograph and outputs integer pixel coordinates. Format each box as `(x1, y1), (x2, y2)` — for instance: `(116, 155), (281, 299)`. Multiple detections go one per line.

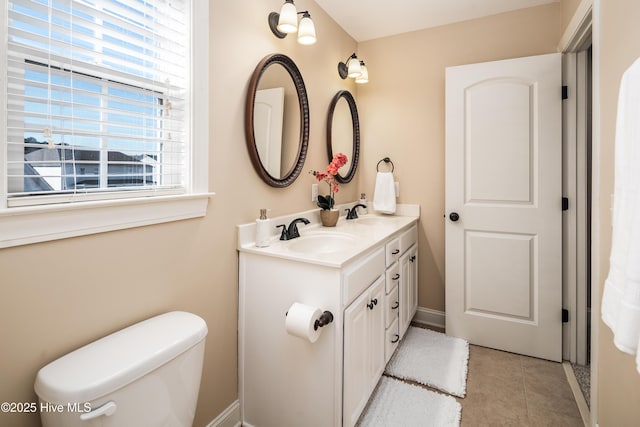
(34, 311), (208, 427)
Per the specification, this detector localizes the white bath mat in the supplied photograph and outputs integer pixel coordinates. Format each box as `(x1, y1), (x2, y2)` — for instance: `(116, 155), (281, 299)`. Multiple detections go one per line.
(359, 376), (461, 427)
(385, 327), (469, 397)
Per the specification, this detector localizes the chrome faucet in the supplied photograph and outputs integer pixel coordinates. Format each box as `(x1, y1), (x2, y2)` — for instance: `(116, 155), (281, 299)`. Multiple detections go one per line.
(345, 204), (367, 220)
(277, 217), (310, 240)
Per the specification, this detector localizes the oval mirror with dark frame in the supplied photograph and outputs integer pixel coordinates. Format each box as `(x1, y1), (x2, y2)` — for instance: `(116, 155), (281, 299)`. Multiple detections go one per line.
(326, 90), (360, 183)
(245, 53), (310, 187)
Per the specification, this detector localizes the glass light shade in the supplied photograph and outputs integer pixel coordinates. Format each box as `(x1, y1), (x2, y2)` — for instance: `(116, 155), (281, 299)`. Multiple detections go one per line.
(355, 63), (369, 84)
(347, 57), (362, 78)
(297, 14), (316, 45)
(277, 2), (298, 34)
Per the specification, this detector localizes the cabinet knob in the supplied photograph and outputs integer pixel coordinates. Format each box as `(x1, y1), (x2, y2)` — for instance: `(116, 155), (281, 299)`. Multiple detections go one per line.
(391, 334), (400, 344)
(392, 273), (400, 280)
(391, 249), (400, 255)
(391, 301), (399, 310)
(410, 255), (416, 262)
(367, 301), (374, 310)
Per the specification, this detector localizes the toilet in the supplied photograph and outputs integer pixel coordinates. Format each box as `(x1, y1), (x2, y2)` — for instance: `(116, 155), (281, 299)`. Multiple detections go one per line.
(34, 311), (208, 427)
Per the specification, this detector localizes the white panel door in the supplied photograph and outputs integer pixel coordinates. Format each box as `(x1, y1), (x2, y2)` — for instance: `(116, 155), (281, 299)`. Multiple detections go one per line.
(254, 87), (284, 177)
(445, 53), (562, 362)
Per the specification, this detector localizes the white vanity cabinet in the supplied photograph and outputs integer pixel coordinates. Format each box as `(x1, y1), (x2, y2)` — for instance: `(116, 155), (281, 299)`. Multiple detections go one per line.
(238, 209), (419, 427)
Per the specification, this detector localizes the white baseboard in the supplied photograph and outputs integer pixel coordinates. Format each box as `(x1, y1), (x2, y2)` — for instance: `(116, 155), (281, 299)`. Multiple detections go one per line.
(206, 400), (241, 427)
(412, 306), (445, 329)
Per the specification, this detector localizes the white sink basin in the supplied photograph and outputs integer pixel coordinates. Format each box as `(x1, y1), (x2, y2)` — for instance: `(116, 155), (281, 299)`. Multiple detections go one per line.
(354, 216), (390, 226)
(286, 232), (358, 255)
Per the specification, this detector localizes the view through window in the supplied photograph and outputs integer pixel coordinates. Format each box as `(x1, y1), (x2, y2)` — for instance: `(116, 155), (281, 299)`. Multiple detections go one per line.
(6, 0), (188, 206)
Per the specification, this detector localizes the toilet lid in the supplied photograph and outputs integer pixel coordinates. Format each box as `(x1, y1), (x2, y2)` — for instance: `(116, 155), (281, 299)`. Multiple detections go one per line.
(34, 311), (207, 403)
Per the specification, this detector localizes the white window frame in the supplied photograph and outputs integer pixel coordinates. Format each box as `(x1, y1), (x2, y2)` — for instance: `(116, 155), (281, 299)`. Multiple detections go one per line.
(0, 1), (212, 248)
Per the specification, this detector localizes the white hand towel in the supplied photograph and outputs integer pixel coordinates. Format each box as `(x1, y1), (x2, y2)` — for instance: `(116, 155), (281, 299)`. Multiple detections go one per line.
(373, 172), (396, 214)
(601, 56), (640, 374)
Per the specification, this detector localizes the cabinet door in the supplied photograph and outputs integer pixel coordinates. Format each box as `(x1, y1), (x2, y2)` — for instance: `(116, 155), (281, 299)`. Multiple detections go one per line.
(343, 276), (385, 427)
(408, 246), (418, 323)
(399, 246), (418, 339)
(368, 277), (386, 389)
(344, 285), (373, 427)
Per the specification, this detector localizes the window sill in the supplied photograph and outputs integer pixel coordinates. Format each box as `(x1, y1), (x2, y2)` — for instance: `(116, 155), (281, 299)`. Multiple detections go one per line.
(0, 193), (214, 248)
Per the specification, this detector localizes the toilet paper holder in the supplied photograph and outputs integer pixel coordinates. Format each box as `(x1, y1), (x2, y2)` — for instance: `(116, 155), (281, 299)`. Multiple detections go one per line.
(313, 311), (334, 331)
(285, 309), (334, 330)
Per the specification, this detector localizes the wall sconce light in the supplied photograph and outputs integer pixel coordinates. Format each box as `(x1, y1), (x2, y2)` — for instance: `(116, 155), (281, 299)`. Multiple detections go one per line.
(338, 53), (369, 83)
(355, 61), (369, 84)
(268, 1), (317, 45)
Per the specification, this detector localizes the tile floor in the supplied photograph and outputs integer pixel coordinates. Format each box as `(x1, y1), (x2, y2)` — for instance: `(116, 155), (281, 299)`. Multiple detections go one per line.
(375, 324), (585, 426)
(457, 344), (584, 426)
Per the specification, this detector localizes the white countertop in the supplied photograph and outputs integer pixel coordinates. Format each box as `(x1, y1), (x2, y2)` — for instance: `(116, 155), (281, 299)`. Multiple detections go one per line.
(237, 204), (420, 268)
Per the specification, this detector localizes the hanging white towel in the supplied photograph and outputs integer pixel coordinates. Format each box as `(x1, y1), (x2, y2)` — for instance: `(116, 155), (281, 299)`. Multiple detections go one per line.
(601, 56), (640, 374)
(373, 172), (396, 214)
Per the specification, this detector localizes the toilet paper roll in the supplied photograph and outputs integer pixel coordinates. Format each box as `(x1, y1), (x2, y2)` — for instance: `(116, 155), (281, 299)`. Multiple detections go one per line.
(285, 302), (323, 343)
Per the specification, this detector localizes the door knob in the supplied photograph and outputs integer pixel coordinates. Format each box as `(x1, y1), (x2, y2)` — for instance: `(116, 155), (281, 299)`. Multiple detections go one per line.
(449, 212), (460, 222)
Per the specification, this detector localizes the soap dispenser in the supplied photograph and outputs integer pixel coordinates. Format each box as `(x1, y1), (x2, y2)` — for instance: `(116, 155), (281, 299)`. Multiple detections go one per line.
(358, 193), (368, 215)
(255, 208), (271, 248)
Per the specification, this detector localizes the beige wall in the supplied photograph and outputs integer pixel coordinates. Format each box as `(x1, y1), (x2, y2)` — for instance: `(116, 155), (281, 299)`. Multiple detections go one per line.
(0, 1), (358, 426)
(596, 1), (640, 425)
(356, 4), (562, 312)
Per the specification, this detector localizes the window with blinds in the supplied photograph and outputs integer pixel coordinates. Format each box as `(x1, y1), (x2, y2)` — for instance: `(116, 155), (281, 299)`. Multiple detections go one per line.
(5, 0), (190, 207)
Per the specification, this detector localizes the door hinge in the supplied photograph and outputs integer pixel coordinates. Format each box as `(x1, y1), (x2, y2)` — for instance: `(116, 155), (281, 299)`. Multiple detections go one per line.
(562, 85), (569, 100)
(562, 197), (569, 211)
(562, 309), (569, 323)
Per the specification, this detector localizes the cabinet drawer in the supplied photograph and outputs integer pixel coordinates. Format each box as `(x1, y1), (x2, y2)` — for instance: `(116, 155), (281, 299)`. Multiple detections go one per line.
(385, 263), (400, 294)
(385, 317), (400, 364)
(400, 225), (417, 254)
(343, 247), (385, 306)
(385, 285), (399, 329)
(385, 237), (401, 267)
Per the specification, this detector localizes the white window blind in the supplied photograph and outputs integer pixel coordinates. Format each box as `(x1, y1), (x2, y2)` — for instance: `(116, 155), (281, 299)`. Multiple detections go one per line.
(5, 0), (189, 207)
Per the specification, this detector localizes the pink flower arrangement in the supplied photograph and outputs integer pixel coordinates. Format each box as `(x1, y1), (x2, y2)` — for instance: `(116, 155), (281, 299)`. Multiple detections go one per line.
(310, 153), (348, 210)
